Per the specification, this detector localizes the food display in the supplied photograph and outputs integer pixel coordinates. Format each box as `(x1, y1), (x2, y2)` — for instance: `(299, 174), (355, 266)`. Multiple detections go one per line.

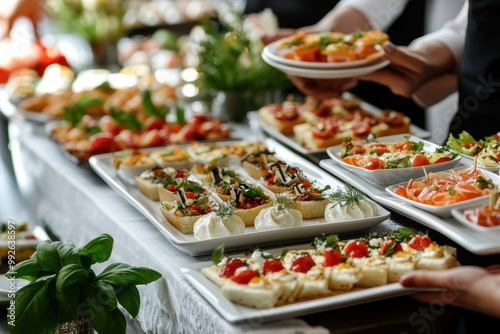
(275, 30), (388, 64)
(259, 96), (411, 150)
(254, 195), (303, 231)
(339, 136), (456, 170)
(201, 229), (459, 309)
(193, 203), (245, 241)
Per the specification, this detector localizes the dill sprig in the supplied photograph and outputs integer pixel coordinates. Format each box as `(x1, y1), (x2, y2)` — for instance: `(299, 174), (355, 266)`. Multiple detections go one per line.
(215, 201), (235, 217)
(328, 183), (364, 207)
(274, 194), (293, 211)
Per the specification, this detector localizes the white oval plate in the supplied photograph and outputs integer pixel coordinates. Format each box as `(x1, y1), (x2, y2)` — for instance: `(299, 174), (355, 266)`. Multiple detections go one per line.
(263, 52), (390, 79)
(263, 40), (386, 69)
(326, 134), (462, 186)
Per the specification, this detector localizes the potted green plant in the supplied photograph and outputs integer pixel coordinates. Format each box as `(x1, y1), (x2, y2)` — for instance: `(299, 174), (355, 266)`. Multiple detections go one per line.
(196, 14), (292, 122)
(6, 233), (162, 334)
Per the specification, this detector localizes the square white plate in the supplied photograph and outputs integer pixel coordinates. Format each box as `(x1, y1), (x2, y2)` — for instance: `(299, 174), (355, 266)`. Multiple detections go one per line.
(450, 201), (500, 232)
(89, 139), (390, 256)
(180, 248), (423, 324)
(326, 134), (461, 186)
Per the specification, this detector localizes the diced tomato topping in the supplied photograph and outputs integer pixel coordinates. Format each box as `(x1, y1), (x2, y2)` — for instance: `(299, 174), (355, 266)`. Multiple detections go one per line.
(462, 142), (483, 156)
(185, 192), (196, 199)
(407, 235), (432, 251)
(290, 255), (316, 273)
(231, 267), (259, 284)
(219, 258), (244, 278)
(379, 238), (403, 256)
(323, 248), (342, 267)
(352, 121), (371, 137)
(89, 132), (119, 153)
(166, 184), (178, 192)
(262, 259), (284, 273)
(343, 240), (369, 258)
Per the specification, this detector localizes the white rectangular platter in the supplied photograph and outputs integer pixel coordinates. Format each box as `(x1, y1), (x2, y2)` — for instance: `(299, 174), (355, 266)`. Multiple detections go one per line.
(320, 158), (500, 255)
(180, 244), (423, 324)
(89, 138), (390, 256)
(252, 93), (431, 155)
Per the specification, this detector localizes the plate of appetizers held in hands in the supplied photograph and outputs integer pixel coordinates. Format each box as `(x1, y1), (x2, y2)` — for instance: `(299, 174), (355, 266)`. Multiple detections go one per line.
(89, 138), (391, 256)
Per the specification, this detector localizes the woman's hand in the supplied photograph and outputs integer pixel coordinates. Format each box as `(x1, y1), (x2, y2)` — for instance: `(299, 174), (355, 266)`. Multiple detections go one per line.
(400, 266), (500, 318)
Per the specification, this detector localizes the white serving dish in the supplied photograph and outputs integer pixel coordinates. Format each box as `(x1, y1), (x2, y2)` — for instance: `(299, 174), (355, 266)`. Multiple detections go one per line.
(326, 134), (461, 186)
(262, 51), (390, 79)
(89, 139), (390, 256)
(450, 200), (500, 232)
(262, 40), (385, 69)
(180, 244), (425, 324)
(320, 158), (500, 255)
(384, 166), (498, 218)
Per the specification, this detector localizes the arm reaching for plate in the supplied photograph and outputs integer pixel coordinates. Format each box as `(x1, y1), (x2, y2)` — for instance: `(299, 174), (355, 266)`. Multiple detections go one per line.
(400, 265), (500, 318)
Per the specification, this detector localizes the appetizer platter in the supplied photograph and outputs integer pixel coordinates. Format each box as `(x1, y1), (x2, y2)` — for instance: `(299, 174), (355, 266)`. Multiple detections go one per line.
(319, 157), (500, 255)
(181, 229), (459, 323)
(261, 30), (391, 78)
(89, 139), (391, 256)
(446, 131), (500, 172)
(326, 134), (461, 185)
(253, 93), (430, 155)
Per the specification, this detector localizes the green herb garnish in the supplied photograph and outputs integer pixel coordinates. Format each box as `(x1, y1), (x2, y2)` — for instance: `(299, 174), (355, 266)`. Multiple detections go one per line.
(211, 244), (225, 264)
(328, 183), (364, 207)
(215, 201), (235, 217)
(274, 194), (293, 211)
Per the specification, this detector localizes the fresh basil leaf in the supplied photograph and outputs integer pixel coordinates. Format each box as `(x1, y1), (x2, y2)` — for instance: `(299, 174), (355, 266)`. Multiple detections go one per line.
(211, 244), (225, 264)
(97, 263), (162, 286)
(56, 264), (87, 295)
(115, 285), (140, 317)
(9, 278), (58, 334)
(85, 281), (117, 311)
(7, 258), (44, 282)
(63, 105), (84, 127)
(90, 306), (126, 334)
(175, 105), (186, 125)
(110, 108), (143, 131)
(391, 227), (414, 242)
(35, 241), (62, 272)
(80, 233), (113, 264)
(280, 248), (289, 259)
(87, 125), (102, 136)
(56, 284), (80, 323)
(57, 242), (81, 267)
(142, 89), (158, 117)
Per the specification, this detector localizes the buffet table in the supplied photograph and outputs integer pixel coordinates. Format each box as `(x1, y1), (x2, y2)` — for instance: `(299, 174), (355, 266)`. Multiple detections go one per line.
(3, 111), (484, 333)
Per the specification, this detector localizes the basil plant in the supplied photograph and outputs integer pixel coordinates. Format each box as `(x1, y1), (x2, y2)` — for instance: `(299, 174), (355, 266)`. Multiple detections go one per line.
(6, 233), (162, 334)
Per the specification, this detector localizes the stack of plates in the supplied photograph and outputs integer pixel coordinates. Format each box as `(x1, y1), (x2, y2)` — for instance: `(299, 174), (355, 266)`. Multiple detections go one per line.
(262, 39), (390, 79)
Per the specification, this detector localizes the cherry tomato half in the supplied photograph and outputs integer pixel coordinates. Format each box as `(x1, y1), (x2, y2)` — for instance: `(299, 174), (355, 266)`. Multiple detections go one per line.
(323, 248), (342, 267)
(407, 234), (432, 251)
(219, 258), (244, 278)
(343, 240), (369, 258)
(290, 256), (316, 273)
(262, 259), (284, 274)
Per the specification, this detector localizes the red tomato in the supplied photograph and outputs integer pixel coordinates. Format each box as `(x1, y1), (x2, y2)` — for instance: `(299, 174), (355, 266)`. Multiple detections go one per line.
(352, 121), (371, 137)
(379, 238), (403, 256)
(185, 192), (196, 199)
(343, 240), (369, 258)
(219, 258), (244, 278)
(435, 157), (452, 164)
(290, 256), (316, 273)
(411, 154), (430, 167)
(364, 157), (385, 170)
(144, 117), (166, 131)
(462, 142), (483, 156)
(395, 141), (412, 151)
(140, 129), (163, 147)
(99, 115), (122, 135)
(262, 259), (284, 273)
(89, 132), (118, 153)
(323, 248), (342, 267)
(231, 268), (259, 285)
(407, 235), (432, 251)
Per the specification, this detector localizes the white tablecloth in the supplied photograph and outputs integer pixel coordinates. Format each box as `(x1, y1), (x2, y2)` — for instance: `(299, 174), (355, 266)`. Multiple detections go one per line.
(7, 119), (402, 334)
